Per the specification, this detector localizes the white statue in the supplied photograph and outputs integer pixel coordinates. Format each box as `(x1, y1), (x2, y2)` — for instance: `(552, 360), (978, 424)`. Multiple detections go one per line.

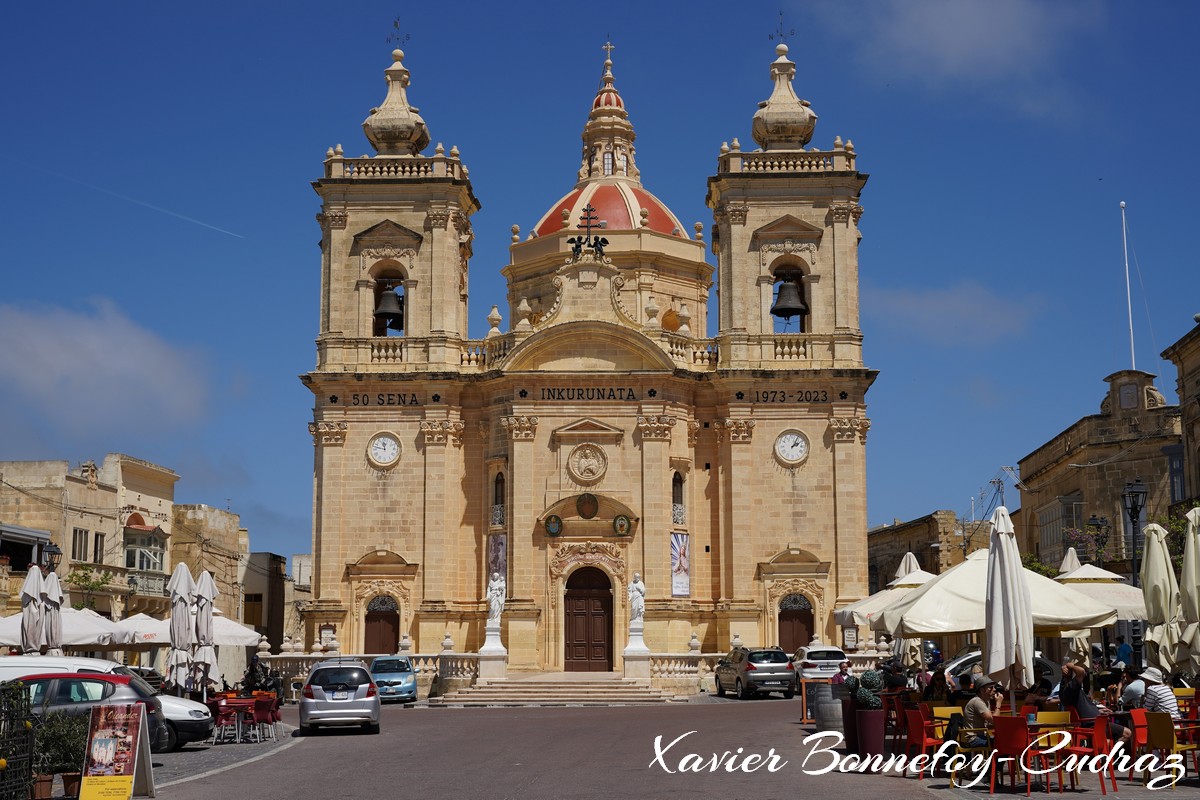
(487, 572), (506, 622)
(628, 572), (645, 622)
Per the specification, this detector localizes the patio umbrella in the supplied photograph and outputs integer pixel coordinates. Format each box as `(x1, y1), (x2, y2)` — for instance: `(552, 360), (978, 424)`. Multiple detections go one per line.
(985, 507), (1035, 695)
(166, 563), (197, 692)
(1175, 508), (1200, 673)
(19, 567), (45, 654)
(112, 612), (169, 644)
(209, 608), (261, 646)
(192, 570), (222, 700)
(1058, 547), (1083, 575)
(0, 607), (123, 647)
(874, 551), (1117, 637)
(41, 571), (65, 656)
(1056, 564), (1149, 620)
(895, 552), (922, 580)
(1139, 522), (1181, 673)
(834, 560), (937, 626)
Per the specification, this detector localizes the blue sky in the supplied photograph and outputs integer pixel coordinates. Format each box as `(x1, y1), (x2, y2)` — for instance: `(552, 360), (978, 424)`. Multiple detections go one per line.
(2, 1), (1197, 562)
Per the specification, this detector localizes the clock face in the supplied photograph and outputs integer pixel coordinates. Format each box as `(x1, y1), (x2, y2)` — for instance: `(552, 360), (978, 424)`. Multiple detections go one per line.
(774, 430), (809, 466)
(367, 433), (401, 468)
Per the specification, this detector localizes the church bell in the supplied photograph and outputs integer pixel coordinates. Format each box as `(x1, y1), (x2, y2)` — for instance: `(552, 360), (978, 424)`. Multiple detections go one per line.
(769, 279), (807, 320)
(373, 289), (404, 331)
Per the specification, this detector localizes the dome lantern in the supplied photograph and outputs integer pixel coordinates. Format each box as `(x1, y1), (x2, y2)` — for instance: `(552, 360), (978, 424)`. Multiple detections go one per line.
(751, 44), (817, 151)
(363, 49), (431, 156)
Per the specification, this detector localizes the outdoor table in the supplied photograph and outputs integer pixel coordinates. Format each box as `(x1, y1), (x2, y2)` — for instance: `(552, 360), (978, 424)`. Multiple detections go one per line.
(222, 697), (257, 743)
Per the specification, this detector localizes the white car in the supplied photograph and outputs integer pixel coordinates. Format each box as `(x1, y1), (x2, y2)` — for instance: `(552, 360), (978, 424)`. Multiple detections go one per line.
(791, 646), (847, 680)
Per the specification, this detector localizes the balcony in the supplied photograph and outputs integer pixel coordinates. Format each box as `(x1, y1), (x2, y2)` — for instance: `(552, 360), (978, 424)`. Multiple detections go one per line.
(127, 570), (168, 597)
(490, 504), (505, 527)
(672, 504), (686, 526)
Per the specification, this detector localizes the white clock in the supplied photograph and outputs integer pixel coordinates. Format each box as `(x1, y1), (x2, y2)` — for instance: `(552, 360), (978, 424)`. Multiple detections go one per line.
(367, 432), (401, 468)
(774, 430), (809, 466)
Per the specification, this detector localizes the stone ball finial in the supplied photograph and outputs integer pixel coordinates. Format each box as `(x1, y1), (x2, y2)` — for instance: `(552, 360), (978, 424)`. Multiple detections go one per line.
(776, 43), (788, 57)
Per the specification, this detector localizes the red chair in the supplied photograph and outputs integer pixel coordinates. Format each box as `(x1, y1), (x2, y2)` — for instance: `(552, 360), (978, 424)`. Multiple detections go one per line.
(206, 700), (240, 744)
(903, 708), (942, 779)
(991, 716), (1062, 796)
(1127, 708), (1150, 783)
(247, 696), (276, 742)
(1061, 716), (1118, 795)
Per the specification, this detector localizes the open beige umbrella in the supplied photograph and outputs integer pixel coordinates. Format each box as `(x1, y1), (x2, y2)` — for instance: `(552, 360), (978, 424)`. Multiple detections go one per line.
(1140, 522), (1181, 673)
(1176, 508), (1200, 672)
(834, 551), (936, 627)
(1056, 564), (1148, 620)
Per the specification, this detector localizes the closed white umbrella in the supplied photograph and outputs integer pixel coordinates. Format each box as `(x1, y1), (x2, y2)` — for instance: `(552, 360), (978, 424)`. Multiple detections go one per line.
(1175, 508), (1200, 673)
(166, 563), (197, 692)
(875, 551), (1118, 636)
(1058, 547), (1083, 575)
(985, 507), (1035, 694)
(42, 572), (65, 656)
(192, 570), (221, 700)
(1140, 522), (1181, 673)
(19, 568), (45, 654)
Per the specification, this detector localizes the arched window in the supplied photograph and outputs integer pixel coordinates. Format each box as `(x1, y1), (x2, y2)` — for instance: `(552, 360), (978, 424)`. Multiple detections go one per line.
(603, 152), (613, 176)
(491, 473), (506, 527)
(672, 472), (685, 525)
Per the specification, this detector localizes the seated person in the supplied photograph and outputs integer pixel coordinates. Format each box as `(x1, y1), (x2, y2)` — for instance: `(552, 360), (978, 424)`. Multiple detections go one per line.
(948, 672), (976, 706)
(1119, 665), (1145, 710)
(1095, 660), (1126, 691)
(1059, 662), (1132, 748)
(922, 668), (949, 702)
(962, 676), (998, 747)
(1024, 677), (1056, 710)
(1139, 667), (1181, 719)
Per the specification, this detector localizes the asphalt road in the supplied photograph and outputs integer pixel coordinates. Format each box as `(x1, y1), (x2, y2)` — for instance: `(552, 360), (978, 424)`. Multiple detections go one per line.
(155, 697), (947, 800)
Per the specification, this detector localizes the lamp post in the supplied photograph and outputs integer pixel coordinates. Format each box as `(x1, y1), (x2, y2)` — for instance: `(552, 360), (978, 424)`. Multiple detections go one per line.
(1085, 515), (1111, 568)
(1122, 479), (1148, 669)
(124, 575), (139, 620)
(42, 543), (62, 573)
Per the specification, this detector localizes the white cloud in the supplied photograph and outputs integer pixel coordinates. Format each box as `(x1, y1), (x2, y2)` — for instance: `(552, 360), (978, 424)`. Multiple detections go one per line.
(0, 300), (210, 441)
(862, 281), (1044, 346)
(810, 0), (1103, 110)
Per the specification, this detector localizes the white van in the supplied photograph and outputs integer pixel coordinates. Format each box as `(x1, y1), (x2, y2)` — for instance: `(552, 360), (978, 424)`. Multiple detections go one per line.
(0, 654), (213, 750)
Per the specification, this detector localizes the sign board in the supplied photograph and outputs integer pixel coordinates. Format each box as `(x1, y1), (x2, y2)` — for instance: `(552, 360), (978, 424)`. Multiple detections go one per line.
(79, 703), (155, 799)
(841, 626), (858, 651)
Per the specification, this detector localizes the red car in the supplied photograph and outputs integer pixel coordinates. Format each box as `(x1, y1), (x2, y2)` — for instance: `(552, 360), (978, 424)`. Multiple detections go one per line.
(13, 672), (170, 751)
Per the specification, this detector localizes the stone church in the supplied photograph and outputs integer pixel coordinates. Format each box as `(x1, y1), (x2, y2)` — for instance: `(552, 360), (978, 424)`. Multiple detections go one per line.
(302, 42), (875, 670)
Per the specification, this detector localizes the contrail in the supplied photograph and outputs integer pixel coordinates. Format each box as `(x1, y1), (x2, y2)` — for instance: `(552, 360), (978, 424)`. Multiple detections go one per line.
(23, 163), (245, 239)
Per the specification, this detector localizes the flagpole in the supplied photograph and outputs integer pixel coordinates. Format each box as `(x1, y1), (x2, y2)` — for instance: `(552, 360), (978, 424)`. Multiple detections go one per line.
(1121, 201), (1135, 370)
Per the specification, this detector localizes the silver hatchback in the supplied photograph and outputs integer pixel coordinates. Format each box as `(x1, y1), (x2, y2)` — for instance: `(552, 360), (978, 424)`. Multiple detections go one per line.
(713, 647), (797, 699)
(298, 659), (381, 733)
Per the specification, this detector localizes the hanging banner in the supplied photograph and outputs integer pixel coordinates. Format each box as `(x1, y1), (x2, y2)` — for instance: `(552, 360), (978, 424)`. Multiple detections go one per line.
(671, 533), (690, 597)
(79, 703), (155, 799)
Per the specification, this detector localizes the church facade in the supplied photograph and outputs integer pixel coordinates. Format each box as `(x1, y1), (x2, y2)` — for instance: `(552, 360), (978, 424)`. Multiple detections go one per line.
(302, 43), (876, 670)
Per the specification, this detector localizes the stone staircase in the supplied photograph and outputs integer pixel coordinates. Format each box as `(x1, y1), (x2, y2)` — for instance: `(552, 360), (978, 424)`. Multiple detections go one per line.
(426, 674), (683, 707)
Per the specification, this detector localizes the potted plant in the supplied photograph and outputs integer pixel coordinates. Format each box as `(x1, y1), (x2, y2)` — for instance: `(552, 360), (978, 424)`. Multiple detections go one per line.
(843, 669), (886, 757)
(34, 712), (89, 799)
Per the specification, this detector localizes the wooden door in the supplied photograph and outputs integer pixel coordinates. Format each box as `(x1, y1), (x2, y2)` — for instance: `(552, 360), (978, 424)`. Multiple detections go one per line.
(778, 593), (814, 654)
(564, 567), (612, 671)
(364, 611), (399, 654)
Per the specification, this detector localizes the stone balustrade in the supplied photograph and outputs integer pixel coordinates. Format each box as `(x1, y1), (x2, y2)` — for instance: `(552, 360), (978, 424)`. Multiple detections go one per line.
(263, 650), (477, 701)
(324, 154), (467, 181)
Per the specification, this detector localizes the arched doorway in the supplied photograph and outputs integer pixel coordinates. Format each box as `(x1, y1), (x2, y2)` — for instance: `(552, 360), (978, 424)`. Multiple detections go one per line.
(564, 567), (613, 671)
(364, 595), (400, 654)
(778, 593), (814, 654)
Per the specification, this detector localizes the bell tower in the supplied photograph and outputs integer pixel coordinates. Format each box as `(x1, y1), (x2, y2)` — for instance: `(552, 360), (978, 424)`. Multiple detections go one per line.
(706, 43), (867, 371)
(313, 49), (480, 372)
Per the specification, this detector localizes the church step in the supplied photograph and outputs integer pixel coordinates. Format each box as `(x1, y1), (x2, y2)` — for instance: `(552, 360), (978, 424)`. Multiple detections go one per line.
(429, 677), (681, 706)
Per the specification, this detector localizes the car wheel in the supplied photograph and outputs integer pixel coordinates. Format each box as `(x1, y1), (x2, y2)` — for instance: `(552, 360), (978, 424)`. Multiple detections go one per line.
(736, 678), (752, 700)
(164, 721), (180, 751)
(715, 676), (726, 697)
(783, 686), (795, 700)
(363, 722), (380, 734)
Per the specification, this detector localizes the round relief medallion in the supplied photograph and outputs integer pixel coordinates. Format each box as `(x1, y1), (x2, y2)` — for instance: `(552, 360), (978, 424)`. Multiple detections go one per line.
(567, 442), (607, 484)
(576, 493), (599, 520)
(545, 514), (563, 536)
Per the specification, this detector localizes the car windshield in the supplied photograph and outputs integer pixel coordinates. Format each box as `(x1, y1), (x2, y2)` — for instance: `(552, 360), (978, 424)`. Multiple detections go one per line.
(113, 666), (157, 697)
(749, 650), (789, 664)
(372, 660), (412, 674)
(804, 650), (844, 661)
(311, 668), (370, 688)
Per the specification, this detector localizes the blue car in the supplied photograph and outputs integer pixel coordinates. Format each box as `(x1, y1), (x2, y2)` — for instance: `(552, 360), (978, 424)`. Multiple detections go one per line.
(370, 657), (419, 702)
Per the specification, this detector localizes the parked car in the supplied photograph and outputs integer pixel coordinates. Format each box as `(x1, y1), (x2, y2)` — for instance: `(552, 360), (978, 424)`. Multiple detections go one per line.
(790, 645), (848, 680)
(298, 659), (381, 733)
(12, 672), (170, 751)
(0, 654), (212, 751)
(941, 649), (1061, 689)
(369, 656), (419, 703)
(713, 646), (797, 699)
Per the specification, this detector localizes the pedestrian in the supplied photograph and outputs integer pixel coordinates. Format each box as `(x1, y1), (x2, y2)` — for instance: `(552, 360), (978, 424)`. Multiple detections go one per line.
(1138, 667), (1181, 719)
(1114, 636), (1133, 667)
(831, 661), (851, 685)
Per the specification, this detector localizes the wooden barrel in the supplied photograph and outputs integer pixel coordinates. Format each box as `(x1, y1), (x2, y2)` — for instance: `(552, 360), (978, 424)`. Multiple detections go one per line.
(813, 697), (844, 738)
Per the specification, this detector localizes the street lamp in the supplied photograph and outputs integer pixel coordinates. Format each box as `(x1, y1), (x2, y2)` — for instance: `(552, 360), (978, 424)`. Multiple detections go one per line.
(1122, 478), (1148, 668)
(124, 575), (139, 620)
(1085, 514), (1111, 567)
(42, 543), (62, 573)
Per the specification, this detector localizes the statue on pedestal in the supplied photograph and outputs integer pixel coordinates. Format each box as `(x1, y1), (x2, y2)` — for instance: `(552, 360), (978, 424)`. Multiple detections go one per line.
(487, 572), (506, 622)
(628, 572), (645, 622)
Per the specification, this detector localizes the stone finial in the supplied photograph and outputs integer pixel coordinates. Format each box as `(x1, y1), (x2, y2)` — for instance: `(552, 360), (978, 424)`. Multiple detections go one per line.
(751, 43), (817, 151)
(561, 208), (571, 228)
(441, 631), (455, 652)
(515, 297), (533, 331)
(450, 145), (460, 158)
(730, 138), (741, 152)
(677, 303), (691, 335)
(639, 208), (650, 228)
(693, 222), (704, 241)
(731, 633), (743, 649)
(398, 633), (412, 654)
(257, 635), (271, 656)
(435, 142), (445, 155)
(311, 641), (324, 654)
(833, 136), (843, 149)
(334, 144), (343, 156)
(689, 632), (701, 652)
(362, 49), (431, 155)
(720, 142), (730, 154)
(510, 224), (520, 243)
(326, 146), (335, 158)
(644, 296), (660, 328)
(486, 305), (503, 338)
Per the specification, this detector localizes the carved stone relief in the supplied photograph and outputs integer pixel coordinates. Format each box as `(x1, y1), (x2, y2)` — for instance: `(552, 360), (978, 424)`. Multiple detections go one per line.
(548, 541), (626, 584)
(310, 421), (348, 446)
(567, 442), (608, 484)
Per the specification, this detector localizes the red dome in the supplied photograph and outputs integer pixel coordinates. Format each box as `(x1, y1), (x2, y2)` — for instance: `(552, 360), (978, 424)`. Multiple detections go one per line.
(533, 181), (684, 238)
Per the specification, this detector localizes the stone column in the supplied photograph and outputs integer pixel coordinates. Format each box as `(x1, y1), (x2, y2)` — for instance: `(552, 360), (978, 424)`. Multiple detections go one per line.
(829, 415), (870, 641)
(500, 415), (539, 668)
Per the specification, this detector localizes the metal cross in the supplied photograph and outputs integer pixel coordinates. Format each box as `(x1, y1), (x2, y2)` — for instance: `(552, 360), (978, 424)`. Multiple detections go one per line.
(602, 41), (615, 59)
(768, 10), (795, 43)
(577, 204), (599, 239)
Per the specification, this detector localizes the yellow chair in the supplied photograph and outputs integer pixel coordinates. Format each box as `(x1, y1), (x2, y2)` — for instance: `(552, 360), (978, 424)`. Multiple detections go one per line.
(933, 706), (990, 787)
(1144, 711), (1200, 788)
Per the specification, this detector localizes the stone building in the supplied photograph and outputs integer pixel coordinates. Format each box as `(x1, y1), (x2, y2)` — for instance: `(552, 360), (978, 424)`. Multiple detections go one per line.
(1016, 369), (1182, 576)
(1162, 315), (1200, 513)
(171, 505), (247, 620)
(303, 43), (875, 669)
(866, 511), (988, 592)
